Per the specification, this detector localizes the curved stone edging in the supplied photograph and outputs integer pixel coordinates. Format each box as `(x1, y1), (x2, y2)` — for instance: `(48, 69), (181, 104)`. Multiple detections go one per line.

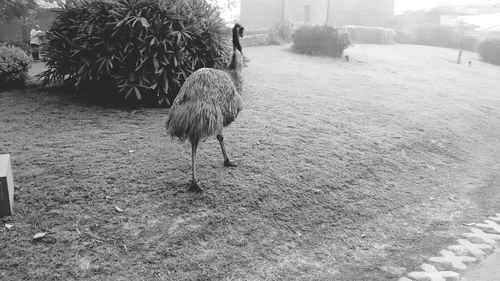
(399, 213), (500, 281)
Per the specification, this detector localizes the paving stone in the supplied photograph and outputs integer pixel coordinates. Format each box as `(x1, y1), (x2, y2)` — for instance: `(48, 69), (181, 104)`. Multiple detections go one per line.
(448, 239), (493, 256)
(428, 249), (476, 270)
(382, 266), (407, 275)
(407, 263), (460, 281)
(475, 220), (500, 233)
(463, 227), (500, 245)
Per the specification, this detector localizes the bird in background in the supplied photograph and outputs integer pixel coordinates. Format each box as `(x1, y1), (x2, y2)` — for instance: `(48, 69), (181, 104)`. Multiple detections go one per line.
(165, 24), (245, 193)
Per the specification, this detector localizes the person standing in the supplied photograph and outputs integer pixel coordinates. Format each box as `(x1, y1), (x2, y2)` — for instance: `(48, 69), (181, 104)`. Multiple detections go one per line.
(30, 25), (42, 61)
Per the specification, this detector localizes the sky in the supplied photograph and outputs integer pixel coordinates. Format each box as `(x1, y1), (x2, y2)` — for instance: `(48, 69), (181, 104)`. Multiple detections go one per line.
(395, 0), (500, 14)
(37, 0), (500, 15)
(36, 0), (500, 27)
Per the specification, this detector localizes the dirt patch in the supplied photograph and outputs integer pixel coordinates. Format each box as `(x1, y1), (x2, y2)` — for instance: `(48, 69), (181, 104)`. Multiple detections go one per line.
(1, 44), (500, 280)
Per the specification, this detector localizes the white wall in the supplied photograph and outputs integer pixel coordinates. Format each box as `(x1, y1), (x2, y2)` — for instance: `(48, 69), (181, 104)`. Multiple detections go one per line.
(284, 0), (328, 25)
(240, 0), (283, 29)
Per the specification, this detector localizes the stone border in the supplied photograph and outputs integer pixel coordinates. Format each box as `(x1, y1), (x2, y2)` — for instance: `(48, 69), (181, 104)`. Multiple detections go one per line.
(399, 213), (500, 281)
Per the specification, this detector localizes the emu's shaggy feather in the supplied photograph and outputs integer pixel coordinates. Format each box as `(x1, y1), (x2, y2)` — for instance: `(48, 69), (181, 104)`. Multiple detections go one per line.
(165, 67), (243, 143)
(164, 23), (245, 192)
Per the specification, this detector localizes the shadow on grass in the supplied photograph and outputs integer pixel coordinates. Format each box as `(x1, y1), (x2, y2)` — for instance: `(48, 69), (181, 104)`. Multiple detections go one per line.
(22, 84), (154, 111)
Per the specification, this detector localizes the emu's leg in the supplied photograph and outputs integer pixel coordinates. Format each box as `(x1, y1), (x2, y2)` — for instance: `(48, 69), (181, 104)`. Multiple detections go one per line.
(189, 140), (203, 193)
(217, 134), (237, 167)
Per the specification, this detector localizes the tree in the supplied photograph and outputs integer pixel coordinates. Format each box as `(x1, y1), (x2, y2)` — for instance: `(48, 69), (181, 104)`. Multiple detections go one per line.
(206, 0), (238, 22)
(0, 0), (38, 24)
(207, 0), (237, 11)
(41, 0), (239, 10)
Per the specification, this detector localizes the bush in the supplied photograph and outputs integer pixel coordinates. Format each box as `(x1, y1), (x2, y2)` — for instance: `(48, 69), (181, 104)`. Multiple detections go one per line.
(345, 25), (396, 44)
(478, 38), (500, 65)
(395, 28), (416, 44)
(0, 46), (31, 89)
(415, 24), (460, 48)
(268, 19), (295, 45)
(40, 0), (230, 105)
(292, 25), (350, 57)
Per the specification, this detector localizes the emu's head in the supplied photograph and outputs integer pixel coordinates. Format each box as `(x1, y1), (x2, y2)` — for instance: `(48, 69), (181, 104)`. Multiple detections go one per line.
(232, 23), (244, 54)
(233, 23), (244, 38)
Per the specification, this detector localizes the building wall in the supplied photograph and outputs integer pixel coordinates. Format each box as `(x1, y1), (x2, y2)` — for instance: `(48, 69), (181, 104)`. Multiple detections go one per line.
(0, 24), (22, 42)
(240, 0), (395, 30)
(240, 0), (283, 30)
(329, 0), (395, 27)
(284, 0), (328, 25)
(395, 10), (441, 29)
(0, 24), (25, 45)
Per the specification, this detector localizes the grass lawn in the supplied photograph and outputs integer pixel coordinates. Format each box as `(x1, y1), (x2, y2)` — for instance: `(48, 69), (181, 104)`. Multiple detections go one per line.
(1, 44), (500, 281)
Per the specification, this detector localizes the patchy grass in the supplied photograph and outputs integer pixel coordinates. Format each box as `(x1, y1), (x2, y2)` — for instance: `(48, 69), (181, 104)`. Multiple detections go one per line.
(1, 44), (500, 281)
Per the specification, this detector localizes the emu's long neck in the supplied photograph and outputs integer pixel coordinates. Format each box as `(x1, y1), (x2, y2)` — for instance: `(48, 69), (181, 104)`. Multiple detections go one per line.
(227, 25), (244, 92)
(232, 26), (242, 53)
(227, 52), (243, 93)
(228, 26), (243, 70)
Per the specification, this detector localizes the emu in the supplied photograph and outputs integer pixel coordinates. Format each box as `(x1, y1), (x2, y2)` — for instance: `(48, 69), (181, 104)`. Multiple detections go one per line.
(165, 24), (245, 193)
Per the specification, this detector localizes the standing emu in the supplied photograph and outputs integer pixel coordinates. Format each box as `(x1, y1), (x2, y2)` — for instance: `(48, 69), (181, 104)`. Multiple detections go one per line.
(165, 24), (245, 193)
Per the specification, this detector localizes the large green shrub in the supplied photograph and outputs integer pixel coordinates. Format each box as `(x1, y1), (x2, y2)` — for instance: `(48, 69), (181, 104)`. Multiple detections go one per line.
(478, 38), (500, 65)
(345, 25), (396, 44)
(415, 24), (460, 48)
(292, 25), (350, 57)
(40, 0), (230, 105)
(0, 46), (31, 89)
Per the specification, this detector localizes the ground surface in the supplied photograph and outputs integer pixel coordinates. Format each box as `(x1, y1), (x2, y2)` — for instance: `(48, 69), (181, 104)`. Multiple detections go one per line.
(1, 44), (500, 281)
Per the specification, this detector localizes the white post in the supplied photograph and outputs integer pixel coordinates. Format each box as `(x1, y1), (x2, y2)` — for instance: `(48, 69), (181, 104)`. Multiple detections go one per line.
(0, 154), (15, 216)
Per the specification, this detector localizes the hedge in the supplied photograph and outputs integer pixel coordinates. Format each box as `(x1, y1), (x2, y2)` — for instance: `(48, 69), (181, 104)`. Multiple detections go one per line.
(478, 38), (500, 65)
(292, 25), (351, 57)
(0, 45), (31, 89)
(395, 28), (416, 44)
(345, 25), (396, 44)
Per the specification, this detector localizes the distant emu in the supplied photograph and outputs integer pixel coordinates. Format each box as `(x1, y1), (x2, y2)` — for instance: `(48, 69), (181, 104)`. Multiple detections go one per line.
(165, 24), (245, 193)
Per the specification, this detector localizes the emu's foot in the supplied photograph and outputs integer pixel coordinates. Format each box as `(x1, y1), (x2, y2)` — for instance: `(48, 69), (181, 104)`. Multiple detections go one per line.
(224, 159), (238, 167)
(189, 180), (203, 193)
